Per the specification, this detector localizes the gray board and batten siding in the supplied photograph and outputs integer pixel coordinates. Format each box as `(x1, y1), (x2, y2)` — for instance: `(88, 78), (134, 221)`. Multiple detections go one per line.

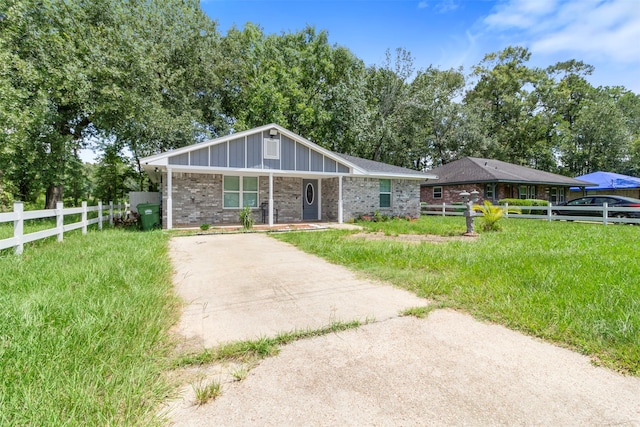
(168, 130), (350, 174)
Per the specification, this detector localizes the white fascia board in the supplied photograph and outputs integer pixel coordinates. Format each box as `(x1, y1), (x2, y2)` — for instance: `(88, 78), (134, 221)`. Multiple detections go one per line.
(151, 164), (351, 178)
(353, 172), (438, 180)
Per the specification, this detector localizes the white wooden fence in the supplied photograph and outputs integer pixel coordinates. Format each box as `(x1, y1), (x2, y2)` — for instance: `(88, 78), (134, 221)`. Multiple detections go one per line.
(421, 202), (640, 225)
(0, 201), (127, 254)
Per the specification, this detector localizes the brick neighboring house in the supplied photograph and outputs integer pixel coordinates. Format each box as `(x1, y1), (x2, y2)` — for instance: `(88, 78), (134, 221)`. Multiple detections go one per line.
(140, 124), (436, 228)
(421, 157), (593, 205)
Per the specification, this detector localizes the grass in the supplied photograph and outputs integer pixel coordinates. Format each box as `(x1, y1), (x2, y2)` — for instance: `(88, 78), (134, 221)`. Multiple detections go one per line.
(174, 320), (363, 368)
(274, 216), (640, 374)
(0, 228), (180, 426)
(192, 379), (222, 405)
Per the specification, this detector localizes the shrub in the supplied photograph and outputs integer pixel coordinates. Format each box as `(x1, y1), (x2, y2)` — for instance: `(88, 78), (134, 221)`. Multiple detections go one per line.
(498, 198), (549, 215)
(239, 206), (254, 230)
(473, 200), (521, 231)
(200, 223), (210, 231)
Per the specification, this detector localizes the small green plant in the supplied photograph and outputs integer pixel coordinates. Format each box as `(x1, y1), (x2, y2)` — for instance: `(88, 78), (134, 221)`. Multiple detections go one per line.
(400, 306), (435, 318)
(239, 206), (254, 230)
(193, 379), (222, 405)
(200, 223), (210, 231)
(473, 200), (520, 231)
(231, 365), (249, 381)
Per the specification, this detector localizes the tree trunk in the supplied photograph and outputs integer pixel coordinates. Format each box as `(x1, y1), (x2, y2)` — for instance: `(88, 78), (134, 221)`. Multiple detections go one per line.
(45, 185), (64, 209)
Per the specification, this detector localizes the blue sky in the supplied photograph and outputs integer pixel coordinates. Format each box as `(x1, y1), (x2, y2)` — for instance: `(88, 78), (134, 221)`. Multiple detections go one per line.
(202, 0), (640, 93)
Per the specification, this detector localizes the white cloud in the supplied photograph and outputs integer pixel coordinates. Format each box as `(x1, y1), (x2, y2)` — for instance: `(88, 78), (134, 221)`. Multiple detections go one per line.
(483, 0), (640, 63)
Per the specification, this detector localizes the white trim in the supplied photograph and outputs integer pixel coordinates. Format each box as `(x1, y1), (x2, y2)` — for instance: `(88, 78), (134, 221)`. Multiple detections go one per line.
(222, 175), (259, 209)
(338, 176), (343, 224)
(318, 179), (322, 220)
(166, 168), (173, 229)
(268, 173), (274, 227)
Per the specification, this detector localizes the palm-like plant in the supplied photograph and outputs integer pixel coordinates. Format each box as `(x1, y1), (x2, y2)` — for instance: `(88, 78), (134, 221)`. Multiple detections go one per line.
(473, 200), (520, 231)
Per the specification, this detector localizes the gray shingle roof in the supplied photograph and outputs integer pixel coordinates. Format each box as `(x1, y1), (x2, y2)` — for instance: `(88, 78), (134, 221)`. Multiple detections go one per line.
(335, 153), (431, 178)
(422, 157), (594, 186)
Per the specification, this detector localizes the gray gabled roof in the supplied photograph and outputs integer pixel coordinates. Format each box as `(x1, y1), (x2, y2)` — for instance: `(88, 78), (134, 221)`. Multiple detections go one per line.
(421, 157), (594, 187)
(335, 153), (434, 179)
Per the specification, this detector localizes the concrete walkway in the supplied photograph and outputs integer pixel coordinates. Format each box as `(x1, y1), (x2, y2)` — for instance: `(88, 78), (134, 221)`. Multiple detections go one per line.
(165, 233), (640, 426)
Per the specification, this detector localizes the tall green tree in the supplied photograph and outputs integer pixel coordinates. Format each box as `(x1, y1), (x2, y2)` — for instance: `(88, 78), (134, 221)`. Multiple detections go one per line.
(0, 0), (225, 205)
(355, 48), (416, 167)
(465, 46), (548, 167)
(409, 66), (488, 167)
(220, 24), (366, 153)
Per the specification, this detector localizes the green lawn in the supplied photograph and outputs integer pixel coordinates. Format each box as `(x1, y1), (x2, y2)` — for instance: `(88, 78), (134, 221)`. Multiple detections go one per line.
(0, 229), (179, 426)
(274, 217), (640, 374)
(2, 216), (639, 425)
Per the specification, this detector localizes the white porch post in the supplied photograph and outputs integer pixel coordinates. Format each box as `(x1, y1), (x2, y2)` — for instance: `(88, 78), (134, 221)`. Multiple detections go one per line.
(338, 175), (344, 224)
(268, 172), (274, 227)
(166, 167), (173, 230)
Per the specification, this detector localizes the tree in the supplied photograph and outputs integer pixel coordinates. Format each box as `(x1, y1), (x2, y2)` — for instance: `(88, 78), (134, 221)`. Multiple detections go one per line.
(559, 87), (631, 175)
(465, 46), (548, 166)
(408, 67), (488, 168)
(355, 48), (416, 167)
(220, 24), (367, 154)
(0, 0), (226, 206)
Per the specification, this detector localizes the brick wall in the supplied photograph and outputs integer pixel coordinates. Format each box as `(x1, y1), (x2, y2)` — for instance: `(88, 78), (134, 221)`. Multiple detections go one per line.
(162, 172), (420, 227)
(421, 182), (566, 205)
(342, 177), (420, 220)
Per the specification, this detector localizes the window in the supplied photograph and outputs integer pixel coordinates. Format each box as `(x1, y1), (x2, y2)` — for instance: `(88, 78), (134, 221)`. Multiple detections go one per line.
(433, 186), (443, 199)
(550, 187), (565, 204)
(264, 138), (280, 159)
(485, 184), (495, 200)
(379, 179), (391, 208)
(519, 185), (536, 199)
(223, 176), (259, 208)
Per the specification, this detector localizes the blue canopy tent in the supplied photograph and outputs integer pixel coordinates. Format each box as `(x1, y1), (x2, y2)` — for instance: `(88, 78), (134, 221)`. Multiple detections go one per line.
(571, 171), (640, 191)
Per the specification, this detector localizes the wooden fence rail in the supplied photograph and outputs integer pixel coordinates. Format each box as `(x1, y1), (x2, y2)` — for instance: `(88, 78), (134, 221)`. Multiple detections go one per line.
(421, 202), (640, 226)
(0, 201), (127, 254)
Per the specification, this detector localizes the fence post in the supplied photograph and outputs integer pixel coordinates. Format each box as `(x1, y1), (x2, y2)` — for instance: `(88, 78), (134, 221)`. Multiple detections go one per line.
(109, 201), (114, 226)
(98, 201), (103, 230)
(442, 203), (446, 217)
(547, 202), (552, 222)
(505, 202), (509, 218)
(603, 202), (608, 226)
(13, 202), (24, 255)
(82, 201), (88, 234)
(56, 201), (64, 242)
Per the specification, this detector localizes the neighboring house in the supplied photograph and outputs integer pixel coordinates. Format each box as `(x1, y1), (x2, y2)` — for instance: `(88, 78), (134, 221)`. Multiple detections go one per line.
(569, 171), (640, 199)
(140, 124), (435, 228)
(420, 157), (593, 205)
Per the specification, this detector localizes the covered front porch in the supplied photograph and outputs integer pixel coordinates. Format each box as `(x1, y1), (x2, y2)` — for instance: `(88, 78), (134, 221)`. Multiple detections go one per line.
(160, 169), (348, 229)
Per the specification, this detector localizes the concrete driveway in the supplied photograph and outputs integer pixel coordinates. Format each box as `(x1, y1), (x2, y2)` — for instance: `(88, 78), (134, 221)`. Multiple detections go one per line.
(165, 232), (640, 426)
(169, 232), (427, 347)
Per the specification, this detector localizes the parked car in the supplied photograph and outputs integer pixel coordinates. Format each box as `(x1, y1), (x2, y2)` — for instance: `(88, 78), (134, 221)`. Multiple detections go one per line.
(553, 195), (640, 218)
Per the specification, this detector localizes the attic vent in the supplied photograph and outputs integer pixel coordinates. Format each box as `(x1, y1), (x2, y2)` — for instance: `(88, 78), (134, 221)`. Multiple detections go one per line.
(264, 138), (280, 160)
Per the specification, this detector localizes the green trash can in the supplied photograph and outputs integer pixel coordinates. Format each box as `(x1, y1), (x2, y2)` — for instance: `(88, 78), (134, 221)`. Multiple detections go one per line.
(137, 203), (160, 230)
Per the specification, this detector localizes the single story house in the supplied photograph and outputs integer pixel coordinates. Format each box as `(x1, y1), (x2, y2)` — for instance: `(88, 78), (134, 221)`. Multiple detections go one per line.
(140, 124), (436, 228)
(569, 171), (640, 199)
(421, 157), (593, 205)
